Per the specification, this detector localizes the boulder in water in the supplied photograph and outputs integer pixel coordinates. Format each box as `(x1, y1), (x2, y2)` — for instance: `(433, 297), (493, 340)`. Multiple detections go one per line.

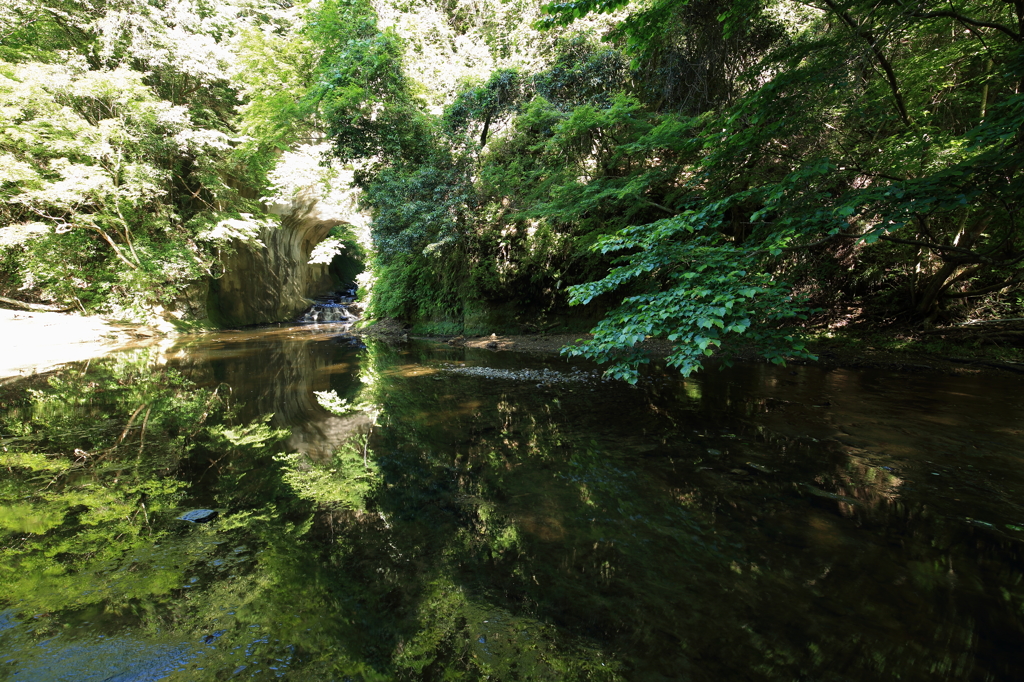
(177, 509), (219, 523)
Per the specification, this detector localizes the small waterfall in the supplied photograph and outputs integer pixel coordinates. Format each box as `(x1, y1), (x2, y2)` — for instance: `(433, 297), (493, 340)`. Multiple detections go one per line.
(299, 288), (360, 326)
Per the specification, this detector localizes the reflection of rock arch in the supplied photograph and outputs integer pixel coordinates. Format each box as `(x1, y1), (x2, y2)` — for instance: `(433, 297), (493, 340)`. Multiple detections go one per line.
(209, 191), (363, 327)
(177, 331), (372, 459)
(286, 411), (373, 461)
(245, 336), (371, 459)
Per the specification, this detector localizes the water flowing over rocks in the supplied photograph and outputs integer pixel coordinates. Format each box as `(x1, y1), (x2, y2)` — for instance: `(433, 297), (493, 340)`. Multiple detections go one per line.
(301, 302), (356, 324)
(299, 287), (362, 326)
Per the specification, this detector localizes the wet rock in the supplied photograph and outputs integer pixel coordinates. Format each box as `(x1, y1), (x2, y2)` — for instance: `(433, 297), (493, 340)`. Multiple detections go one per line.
(834, 435), (871, 449)
(355, 318), (409, 343)
(177, 509), (219, 524)
(299, 298), (358, 325)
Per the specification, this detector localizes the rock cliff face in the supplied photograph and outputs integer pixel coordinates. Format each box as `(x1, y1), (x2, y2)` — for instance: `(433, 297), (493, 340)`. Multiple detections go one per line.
(208, 192), (346, 327)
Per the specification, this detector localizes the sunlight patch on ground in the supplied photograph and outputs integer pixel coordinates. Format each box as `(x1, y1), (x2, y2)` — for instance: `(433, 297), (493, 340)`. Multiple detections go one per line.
(0, 310), (154, 380)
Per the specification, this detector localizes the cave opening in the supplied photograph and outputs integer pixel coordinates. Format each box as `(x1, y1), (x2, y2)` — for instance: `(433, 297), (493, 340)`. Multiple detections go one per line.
(325, 250), (364, 296)
(310, 225), (368, 301)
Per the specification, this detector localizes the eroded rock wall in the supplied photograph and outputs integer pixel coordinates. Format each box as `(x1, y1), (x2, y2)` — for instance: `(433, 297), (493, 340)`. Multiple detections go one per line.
(210, 193), (345, 327)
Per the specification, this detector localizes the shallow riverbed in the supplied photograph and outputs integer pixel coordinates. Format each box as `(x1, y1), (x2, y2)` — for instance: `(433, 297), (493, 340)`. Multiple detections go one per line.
(1, 325), (1023, 680)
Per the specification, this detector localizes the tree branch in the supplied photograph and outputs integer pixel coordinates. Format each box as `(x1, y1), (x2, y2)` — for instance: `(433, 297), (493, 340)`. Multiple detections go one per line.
(0, 17), (39, 44)
(912, 11), (1022, 43)
(876, 234), (985, 258)
(642, 199), (677, 215)
(779, 233), (857, 252)
(751, 232), (859, 257)
(78, 225), (140, 270)
(820, 0), (912, 126)
(941, 264), (982, 292)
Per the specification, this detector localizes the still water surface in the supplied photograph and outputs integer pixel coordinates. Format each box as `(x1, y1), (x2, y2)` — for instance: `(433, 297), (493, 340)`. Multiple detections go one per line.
(1, 325), (1023, 680)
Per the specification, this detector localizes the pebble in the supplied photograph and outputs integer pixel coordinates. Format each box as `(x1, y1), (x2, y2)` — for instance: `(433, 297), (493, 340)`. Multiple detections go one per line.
(439, 364), (604, 386)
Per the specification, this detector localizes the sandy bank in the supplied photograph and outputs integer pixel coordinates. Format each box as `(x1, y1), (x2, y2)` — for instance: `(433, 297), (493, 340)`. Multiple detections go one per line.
(0, 309), (162, 381)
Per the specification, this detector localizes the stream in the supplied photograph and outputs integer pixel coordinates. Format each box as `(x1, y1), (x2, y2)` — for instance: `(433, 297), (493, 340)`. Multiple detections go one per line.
(1, 325), (1023, 681)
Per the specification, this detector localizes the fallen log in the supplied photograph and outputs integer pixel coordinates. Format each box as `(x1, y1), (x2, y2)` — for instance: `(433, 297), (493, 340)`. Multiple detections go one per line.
(959, 317), (1024, 327)
(0, 295), (73, 312)
(944, 357), (1024, 374)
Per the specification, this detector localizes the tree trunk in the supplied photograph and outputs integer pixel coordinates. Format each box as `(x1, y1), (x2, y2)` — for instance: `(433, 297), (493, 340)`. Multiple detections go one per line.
(912, 217), (989, 318)
(479, 111), (493, 147)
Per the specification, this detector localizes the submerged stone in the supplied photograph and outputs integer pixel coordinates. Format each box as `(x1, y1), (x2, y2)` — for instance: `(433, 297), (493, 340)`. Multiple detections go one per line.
(800, 484), (863, 507)
(177, 509), (219, 524)
(745, 462), (775, 474)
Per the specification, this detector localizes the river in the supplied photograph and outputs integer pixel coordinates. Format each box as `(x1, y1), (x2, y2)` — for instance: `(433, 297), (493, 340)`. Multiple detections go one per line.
(1, 325), (1022, 680)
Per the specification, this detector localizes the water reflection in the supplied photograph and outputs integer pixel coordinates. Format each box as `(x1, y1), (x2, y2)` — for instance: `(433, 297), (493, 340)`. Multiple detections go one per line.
(0, 331), (1023, 680)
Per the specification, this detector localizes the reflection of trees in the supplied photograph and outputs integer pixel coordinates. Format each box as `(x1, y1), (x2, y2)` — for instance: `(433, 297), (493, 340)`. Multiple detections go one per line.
(4, 340), (1024, 680)
(299, 343), (1024, 680)
(0, 350), (311, 677)
(0, 351), (223, 617)
(285, 340), (728, 680)
(644, 363), (1024, 679)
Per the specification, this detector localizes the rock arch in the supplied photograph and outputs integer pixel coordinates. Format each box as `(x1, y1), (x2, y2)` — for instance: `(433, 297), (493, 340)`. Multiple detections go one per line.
(208, 190), (364, 327)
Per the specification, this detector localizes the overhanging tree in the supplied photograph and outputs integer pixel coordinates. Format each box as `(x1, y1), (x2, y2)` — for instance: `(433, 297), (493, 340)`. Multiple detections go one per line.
(539, 0), (1024, 380)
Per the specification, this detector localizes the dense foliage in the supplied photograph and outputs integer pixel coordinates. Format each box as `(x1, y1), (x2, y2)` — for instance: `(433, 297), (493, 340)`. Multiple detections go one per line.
(2, 0), (1022, 379)
(309, 0), (1024, 380)
(0, 0), (306, 319)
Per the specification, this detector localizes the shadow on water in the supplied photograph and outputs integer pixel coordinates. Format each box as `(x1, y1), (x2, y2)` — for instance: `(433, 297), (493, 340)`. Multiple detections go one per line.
(1, 329), (1023, 680)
